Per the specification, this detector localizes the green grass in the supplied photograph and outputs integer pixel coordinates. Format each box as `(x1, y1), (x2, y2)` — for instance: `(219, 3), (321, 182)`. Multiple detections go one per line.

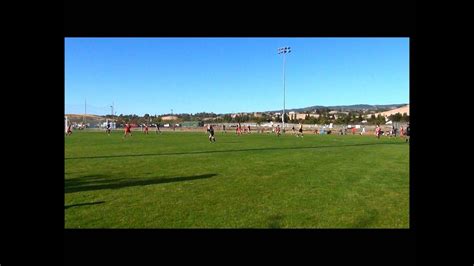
(65, 131), (409, 228)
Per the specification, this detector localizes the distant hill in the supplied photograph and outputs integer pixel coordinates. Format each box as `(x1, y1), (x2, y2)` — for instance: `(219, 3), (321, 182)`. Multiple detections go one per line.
(65, 103), (409, 118)
(65, 114), (105, 123)
(268, 104), (407, 113)
(374, 105), (410, 117)
(65, 114), (103, 119)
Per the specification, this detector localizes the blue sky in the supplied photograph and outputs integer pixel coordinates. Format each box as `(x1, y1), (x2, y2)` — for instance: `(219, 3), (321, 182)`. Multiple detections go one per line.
(65, 38), (409, 116)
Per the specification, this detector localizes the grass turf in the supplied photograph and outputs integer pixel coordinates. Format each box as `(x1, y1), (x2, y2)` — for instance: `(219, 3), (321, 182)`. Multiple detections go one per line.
(65, 130), (409, 228)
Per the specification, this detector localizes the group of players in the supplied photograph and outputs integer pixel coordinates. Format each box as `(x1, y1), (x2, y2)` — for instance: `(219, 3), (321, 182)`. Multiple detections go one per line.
(65, 122), (162, 138)
(66, 121), (410, 143)
(204, 123), (304, 142)
(375, 124), (410, 142)
(123, 123), (161, 138)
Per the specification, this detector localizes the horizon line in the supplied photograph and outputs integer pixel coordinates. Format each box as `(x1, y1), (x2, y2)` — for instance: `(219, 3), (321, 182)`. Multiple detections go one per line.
(65, 103), (409, 116)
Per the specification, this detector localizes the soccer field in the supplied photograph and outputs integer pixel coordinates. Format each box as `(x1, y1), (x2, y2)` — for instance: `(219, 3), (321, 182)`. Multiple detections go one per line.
(65, 131), (409, 228)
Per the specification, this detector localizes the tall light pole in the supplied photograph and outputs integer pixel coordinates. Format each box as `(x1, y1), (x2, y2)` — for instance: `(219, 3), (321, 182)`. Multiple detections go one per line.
(278, 46), (291, 132)
(83, 98), (86, 125)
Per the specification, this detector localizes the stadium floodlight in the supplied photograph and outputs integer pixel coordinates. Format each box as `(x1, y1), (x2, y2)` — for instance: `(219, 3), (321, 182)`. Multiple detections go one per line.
(277, 46), (291, 132)
(84, 99), (86, 125)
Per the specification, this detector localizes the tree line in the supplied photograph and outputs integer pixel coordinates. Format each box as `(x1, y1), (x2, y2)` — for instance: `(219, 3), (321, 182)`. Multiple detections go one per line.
(104, 110), (409, 126)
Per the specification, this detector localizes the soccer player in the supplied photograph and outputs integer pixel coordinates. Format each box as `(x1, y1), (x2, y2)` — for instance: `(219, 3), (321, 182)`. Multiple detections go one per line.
(156, 123), (161, 134)
(297, 123), (304, 137)
(123, 123), (132, 138)
(144, 124), (149, 134)
(406, 124), (410, 143)
(352, 127), (356, 135)
(276, 125), (281, 136)
(208, 125), (216, 142)
(247, 125), (251, 134)
(375, 125), (381, 139)
(222, 124), (226, 133)
(400, 126), (405, 139)
(66, 124), (72, 136)
(106, 122), (111, 135)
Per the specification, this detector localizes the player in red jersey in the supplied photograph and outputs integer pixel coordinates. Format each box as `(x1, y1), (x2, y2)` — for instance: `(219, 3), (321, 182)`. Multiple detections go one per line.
(124, 123), (132, 138)
(66, 124), (72, 136)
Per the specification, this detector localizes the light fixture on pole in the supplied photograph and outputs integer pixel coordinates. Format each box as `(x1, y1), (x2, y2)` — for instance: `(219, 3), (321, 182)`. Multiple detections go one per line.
(277, 46), (291, 132)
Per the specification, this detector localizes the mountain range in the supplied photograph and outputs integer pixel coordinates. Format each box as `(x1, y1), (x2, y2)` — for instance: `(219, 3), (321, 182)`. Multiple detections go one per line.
(267, 104), (407, 113)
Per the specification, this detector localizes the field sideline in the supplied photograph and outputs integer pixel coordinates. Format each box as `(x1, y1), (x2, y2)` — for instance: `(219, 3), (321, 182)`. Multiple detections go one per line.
(65, 131), (409, 228)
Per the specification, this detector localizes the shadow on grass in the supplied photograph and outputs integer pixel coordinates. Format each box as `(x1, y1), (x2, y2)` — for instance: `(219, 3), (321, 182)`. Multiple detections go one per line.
(267, 214), (284, 228)
(352, 209), (379, 228)
(65, 173), (217, 194)
(65, 142), (405, 160)
(65, 201), (105, 209)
